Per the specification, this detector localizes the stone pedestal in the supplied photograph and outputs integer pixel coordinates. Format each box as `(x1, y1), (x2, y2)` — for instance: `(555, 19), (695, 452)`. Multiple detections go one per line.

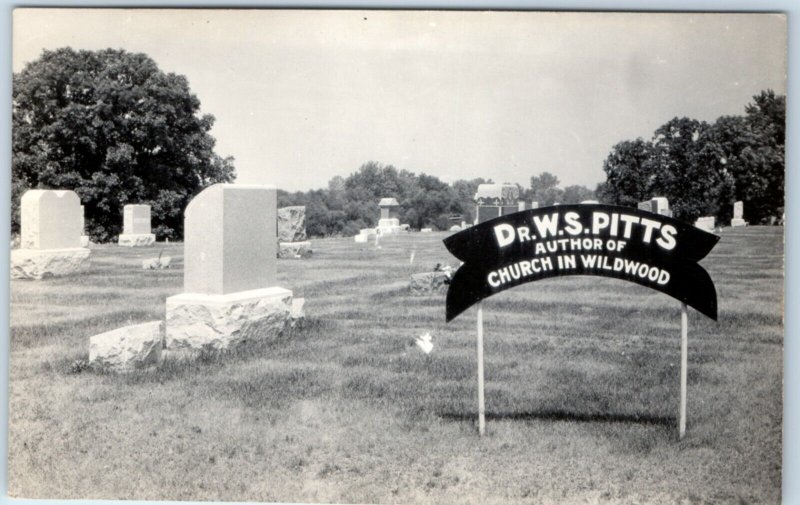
(11, 247), (91, 280)
(165, 287), (293, 354)
(731, 218), (748, 227)
(377, 218), (402, 235)
(118, 233), (156, 247)
(278, 241), (313, 259)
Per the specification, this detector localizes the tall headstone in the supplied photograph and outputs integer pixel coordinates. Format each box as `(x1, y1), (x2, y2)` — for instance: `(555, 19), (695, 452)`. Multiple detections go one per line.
(731, 201), (747, 227)
(278, 206), (312, 259)
(165, 184), (294, 353)
(11, 189), (91, 279)
(475, 183), (520, 224)
(118, 204), (156, 247)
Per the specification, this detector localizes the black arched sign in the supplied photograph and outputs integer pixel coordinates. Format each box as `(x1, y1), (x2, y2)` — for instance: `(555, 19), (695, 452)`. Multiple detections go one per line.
(444, 204), (720, 322)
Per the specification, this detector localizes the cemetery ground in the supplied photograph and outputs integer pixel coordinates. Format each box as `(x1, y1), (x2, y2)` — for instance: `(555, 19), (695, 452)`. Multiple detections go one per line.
(8, 227), (782, 504)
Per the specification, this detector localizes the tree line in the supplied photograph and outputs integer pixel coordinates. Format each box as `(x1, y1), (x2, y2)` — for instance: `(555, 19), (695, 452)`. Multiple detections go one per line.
(11, 48), (783, 241)
(596, 90), (785, 225)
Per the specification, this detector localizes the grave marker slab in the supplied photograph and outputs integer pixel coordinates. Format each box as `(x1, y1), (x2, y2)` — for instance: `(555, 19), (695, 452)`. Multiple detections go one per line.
(11, 189), (91, 279)
(165, 184), (293, 353)
(731, 201), (747, 227)
(119, 204), (156, 247)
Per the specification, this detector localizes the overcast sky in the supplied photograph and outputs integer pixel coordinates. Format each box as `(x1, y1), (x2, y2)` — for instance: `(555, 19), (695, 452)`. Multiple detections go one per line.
(12, 9), (787, 192)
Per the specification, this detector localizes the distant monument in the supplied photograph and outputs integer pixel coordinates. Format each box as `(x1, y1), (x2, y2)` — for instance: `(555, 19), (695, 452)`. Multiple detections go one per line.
(376, 197), (403, 235)
(165, 184), (297, 354)
(638, 197), (672, 217)
(731, 201), (748, 227)
(474, 183), (520, 224)
(11, 190), (92, 279)
(118, 204), (156, 247)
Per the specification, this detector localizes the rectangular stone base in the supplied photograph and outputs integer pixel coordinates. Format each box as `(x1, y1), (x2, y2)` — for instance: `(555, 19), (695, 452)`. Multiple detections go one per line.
(278, 241), (312, 259)
(731, 218), (748, 227)
(11, 247), (91, 280)
(118, 233), (156, 247)
(165, 287), (293, 354)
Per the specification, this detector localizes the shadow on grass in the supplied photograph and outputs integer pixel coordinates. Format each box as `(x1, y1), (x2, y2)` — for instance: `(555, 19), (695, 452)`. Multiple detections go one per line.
(437, 410), (673, 427)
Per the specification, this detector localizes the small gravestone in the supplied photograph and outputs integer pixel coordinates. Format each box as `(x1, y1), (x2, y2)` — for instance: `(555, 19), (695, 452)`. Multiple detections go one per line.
(11, 189), (91, 279)
(165, 184), (294, 354)
(277, 206), (312, 259)
(731, 201), (748, 227)
(637, 200), (653, 213)
(694, 216), (716, 232)
(354, 227), (377, 243)
(420, 228), (433, 233)
(651, 197), (672, 217)
(119, 204), (156, 247)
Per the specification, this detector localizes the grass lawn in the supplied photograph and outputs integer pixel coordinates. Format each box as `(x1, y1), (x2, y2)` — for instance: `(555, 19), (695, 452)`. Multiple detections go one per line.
(8, 227), (783, 504)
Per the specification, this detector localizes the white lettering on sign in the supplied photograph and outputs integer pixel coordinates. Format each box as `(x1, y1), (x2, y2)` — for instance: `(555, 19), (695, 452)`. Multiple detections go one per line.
(492, 211), (678, 252)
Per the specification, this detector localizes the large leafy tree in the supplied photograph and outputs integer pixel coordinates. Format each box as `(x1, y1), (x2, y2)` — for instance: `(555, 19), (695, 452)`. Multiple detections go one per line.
(528, 171), (564, 206)
(597, 138), (653, 207)
(648, 117), (726, 222)
(12, 48), (235, 241)
(598, 91), (784, 224)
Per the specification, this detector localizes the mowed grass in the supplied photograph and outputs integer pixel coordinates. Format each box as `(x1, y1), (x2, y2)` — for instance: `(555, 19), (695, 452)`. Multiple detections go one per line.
(8, 227), (783, 504)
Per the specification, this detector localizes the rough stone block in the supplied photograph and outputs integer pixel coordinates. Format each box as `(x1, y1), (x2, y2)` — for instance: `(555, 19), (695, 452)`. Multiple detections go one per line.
(278, 241), (312, 259)
(277, 206), (307, 242)
(10, 248), (91, 280)
(142, 256), (172, 270)
(410, 270), (451, 295)
(165, 287), (293, 353)
(89, 321), (164, 372)
(118, 233), (156, 247)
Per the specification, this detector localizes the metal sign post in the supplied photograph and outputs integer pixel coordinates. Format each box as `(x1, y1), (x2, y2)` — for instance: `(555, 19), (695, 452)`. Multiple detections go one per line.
(477, 301), (486, 436)
(680, 302), (688, 439)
